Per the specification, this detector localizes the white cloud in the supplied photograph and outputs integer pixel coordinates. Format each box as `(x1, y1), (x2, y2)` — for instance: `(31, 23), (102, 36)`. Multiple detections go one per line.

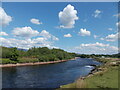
(73, 42), (118, 54)
(12, 26), (39, 38)
(100, 33), (119, 42)
(10, 27), (59, 48)
(116, 22), (119, 26)
(1, 29), (59, 49)
(58, 4), (79, 28)
(39, 30), (59, 41)
(78, 28), (91, 36)
(0, 7), (12, 26)
(116, 22), (120, 32)
(40, 30), (51, 38)
(64, 33), (72, 37)
(108, 28), (113, 31)
(52, 36), (59, 41)
(93, 35), (99, 39)
(93, 9), (101, 18)
(0, 37), (58, 49)
(113, 13), (120, 18)
(0, 31), (8, 36)
(30, 18), (42, 25)
(116, 21), (120, 28)
(80, 42), (109, 47)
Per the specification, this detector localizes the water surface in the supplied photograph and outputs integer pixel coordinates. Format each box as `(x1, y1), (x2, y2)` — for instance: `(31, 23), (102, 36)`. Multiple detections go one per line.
(2, 58), (101, 88)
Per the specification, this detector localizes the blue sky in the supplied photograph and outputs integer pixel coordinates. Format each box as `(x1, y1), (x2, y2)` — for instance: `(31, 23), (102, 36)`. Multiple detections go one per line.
(0, 2), (119, 54)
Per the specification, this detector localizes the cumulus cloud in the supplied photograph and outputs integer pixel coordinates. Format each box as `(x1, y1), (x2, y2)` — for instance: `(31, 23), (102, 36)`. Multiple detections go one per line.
(0, 37), (59, 49)
(73, 42), (118, 54)
(80, 42), (109, 47)
(64, 33), (72, 37)
(78, 28), (91, 36)
(40, 30), (51, 38)
(58, 4), (79, 28)
(40, 30), (59, 41)
(12, 26), (39, 38)
(52, 36), (59, 41)
(92, 9), (101, 18)
(30, 18), (42, 25)
(0, 7), (12, 26)
(100, 33), (119, 42)
(0, 31), (8, 36)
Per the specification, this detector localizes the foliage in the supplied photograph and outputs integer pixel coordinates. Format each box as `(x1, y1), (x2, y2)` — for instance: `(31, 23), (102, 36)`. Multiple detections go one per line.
(1, 46), (119, 64)
(18, 57), (39, 63)
(9, 47), (19, 61)
(0, 58), (17, 64)
(0, 46), (75, 63)
(76, 53), (120, 58)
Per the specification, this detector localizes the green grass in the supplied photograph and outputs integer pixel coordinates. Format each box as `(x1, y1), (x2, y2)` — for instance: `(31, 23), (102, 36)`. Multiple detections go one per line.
(60, 58), (119, 89)
(60, 83), (76, 88)
(85, 66), (118, 88)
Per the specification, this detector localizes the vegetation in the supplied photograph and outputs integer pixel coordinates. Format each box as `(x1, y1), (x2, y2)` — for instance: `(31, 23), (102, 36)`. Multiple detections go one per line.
(0, 46), (119, 64)
(76, 54), (120, 58)
(84, 66), (118, 88)
(1, 46), (119, 88)
(0, 58), (17, 64)
(0, 46), (75, 64)
(60, 58), (120, 88)
(9, 47), (19, 61)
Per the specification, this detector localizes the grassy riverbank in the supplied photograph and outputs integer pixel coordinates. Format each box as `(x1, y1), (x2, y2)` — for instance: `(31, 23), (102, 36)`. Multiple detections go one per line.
(0, 58), (75, 67)
(0, 58), (39, 64)
(60, 58), (120, 88)
(0, 46), (76, 65)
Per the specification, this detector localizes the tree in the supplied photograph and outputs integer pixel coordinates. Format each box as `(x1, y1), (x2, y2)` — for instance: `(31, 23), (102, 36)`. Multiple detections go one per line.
(10, 47), (19, 61)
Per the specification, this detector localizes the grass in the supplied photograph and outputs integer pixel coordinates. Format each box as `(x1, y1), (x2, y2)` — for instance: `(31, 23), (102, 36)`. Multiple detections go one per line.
(84, 66), (118, 88)
(60, 58), (119, 89)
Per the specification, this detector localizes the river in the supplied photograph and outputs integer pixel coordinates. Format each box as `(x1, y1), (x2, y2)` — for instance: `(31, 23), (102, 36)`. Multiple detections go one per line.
(2, 58), (101, 88)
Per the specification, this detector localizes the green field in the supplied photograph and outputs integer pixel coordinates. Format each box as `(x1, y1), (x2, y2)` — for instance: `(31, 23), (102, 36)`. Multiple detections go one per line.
(60, 58), (119, 89)
(84, 66), (118, 88)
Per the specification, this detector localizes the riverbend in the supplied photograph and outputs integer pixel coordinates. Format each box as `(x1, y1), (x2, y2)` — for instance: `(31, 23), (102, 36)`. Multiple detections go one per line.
(2, 58), (101, 88)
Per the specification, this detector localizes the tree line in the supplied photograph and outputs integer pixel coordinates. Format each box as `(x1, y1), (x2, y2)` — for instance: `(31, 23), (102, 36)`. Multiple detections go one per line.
(0, 46), (119, 64)
(0, 46), (76, 63)
(76, 53), (120, 58)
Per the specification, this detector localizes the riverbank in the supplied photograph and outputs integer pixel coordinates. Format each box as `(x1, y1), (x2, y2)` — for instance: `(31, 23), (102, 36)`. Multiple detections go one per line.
(0, 58), (75, 68)
(59, 58), (120, 88)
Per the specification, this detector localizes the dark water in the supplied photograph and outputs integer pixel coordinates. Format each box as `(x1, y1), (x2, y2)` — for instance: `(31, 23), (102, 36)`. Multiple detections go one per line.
(2, 58), (101, 88)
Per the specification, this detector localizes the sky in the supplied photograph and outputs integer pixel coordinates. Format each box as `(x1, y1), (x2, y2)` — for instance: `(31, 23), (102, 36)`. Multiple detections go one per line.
(0, 2), (119, 54)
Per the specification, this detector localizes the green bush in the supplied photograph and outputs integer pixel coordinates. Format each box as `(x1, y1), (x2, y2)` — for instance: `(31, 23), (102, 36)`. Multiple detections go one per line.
(9, 47), (19, 61)
(0, 58), (17, 64)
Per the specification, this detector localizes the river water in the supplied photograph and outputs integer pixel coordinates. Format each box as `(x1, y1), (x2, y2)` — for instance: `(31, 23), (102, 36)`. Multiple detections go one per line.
(2, 58), (101, 88)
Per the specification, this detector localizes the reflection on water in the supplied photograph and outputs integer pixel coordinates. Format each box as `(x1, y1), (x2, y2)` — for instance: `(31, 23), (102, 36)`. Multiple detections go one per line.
(2, 58), (101, 88)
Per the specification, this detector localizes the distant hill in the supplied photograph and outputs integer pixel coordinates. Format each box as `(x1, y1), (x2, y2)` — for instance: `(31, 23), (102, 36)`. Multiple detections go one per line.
(8, 47), (28, 51)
